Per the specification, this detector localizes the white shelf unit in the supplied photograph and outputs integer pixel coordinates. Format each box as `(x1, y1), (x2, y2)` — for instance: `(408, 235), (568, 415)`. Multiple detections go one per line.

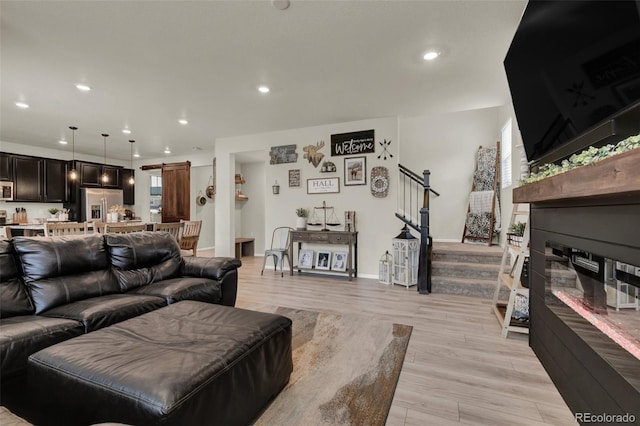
(492, 203), (530, 338)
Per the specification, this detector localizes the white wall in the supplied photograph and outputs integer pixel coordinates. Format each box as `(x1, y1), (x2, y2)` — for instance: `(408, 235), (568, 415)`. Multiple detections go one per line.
(215, 117), (400, 277)
(190, 164), (215, 250)
(399, 107), (504, 241)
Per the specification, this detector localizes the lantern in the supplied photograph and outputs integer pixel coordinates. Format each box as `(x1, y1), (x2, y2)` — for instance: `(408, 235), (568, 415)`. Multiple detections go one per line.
(379, 250), (392, 284)
(392, 225), (419, 288)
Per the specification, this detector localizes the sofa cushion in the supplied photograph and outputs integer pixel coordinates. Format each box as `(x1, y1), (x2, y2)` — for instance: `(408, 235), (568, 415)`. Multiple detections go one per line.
(0, 241), (33, 318)
(12, 235), (120, 314)
(105, 232), (182, 291)
(128, 277), (222, 304)
(41, 294), (166, 333)
(181, 256), (242, 281)
(0, 316), (84, 379)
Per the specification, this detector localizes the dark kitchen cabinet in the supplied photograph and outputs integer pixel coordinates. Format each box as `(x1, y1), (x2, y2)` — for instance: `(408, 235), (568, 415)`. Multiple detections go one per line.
(79, 162), (102, 187)
(0, 153), (11, 181)
(44, 159), (68, 202)
(12, 155), (43, 202)
(121, 169), (135, 205)
(102, 165), (121, 188)
(79, 162), (121, 188)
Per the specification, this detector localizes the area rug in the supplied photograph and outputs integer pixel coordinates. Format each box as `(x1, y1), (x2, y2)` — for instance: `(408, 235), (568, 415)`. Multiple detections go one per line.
(253, 306), (412, 426)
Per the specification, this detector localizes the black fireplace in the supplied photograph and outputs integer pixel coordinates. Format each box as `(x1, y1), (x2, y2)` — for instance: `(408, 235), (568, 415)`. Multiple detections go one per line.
(528, 199), (640, 422)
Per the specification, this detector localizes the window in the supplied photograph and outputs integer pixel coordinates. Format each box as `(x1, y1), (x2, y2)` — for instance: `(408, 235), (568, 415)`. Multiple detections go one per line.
(149, 174), (162, 221)
(501, 119), (512, 189)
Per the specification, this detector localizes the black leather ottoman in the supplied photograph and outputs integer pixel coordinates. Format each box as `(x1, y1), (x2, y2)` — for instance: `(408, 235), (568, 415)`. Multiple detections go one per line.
(28, 301), (293, 426)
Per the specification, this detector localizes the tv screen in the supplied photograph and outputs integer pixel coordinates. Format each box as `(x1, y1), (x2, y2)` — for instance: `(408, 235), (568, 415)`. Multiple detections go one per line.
(504, 0), (640, 164)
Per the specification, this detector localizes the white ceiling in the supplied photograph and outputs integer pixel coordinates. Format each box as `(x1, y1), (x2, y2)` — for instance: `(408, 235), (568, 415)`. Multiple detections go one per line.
(0, 0), (527, 161)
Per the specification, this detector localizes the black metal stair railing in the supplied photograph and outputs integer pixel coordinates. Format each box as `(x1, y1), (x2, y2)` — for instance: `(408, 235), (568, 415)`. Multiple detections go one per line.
(396, 164), (440, 294)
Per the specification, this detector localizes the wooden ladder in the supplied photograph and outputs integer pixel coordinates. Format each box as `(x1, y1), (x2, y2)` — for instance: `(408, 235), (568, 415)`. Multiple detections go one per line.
(492, 203), (530, 337)
(461, 142), (500, 246)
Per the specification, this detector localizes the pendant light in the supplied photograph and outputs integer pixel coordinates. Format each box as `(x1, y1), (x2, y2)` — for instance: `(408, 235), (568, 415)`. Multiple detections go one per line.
(69, 126), (78, 180)
(101, 133), (109, 184)
(128, 140), (135, 185)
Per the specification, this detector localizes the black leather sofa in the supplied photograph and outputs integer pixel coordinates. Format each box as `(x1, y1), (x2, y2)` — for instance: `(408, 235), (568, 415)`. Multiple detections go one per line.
(0, 231), (242, 420)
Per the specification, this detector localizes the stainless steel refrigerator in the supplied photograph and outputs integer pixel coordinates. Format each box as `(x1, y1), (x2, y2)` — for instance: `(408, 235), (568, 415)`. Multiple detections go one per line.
(81, 188), (124, 222)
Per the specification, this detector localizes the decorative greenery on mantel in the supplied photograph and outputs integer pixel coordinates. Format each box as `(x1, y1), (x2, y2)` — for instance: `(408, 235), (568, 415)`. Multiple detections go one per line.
(520, 133), (640, 185)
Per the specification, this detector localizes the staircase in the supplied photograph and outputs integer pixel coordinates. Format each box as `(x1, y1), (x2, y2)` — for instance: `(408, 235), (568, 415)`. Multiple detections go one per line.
(431, 242), (507, 298)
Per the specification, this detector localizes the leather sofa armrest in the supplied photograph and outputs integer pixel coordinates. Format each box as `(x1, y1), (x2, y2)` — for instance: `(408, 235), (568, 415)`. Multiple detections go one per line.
(181, 257), (241, 306)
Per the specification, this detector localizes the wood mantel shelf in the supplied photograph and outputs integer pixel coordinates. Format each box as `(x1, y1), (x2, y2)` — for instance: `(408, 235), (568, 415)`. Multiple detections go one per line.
(513, 148), (640, 203)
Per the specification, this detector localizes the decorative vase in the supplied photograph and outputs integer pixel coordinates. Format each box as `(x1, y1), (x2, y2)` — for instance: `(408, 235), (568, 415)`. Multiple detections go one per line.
(108, 212), (119, 222)
(296, 217), (307, 230)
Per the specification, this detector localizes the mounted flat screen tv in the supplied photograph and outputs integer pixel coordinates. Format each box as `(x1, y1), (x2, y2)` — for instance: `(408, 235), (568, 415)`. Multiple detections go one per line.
(504, 0), (640, 165)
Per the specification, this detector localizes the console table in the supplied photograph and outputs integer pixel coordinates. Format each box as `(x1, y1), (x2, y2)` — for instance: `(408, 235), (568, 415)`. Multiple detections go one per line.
(289, 230), (358, 281)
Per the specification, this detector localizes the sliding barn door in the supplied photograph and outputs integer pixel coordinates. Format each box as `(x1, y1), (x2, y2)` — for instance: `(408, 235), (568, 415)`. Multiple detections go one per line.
(162, 161), (191, 223)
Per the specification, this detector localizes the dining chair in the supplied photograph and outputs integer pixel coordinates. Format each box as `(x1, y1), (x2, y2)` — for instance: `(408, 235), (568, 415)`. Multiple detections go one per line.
(2, 226), (11, 240)
(104, 223), (147, 234)
(261, 226), (293, 277)
(92, 221), (106, 234)
(153, 222), (184, 242)
(179, 220), (202, 256)
(44, 222), (88, 236)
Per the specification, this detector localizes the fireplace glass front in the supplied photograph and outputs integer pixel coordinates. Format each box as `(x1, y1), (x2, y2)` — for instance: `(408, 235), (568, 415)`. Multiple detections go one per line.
(545, 242), (640, 390)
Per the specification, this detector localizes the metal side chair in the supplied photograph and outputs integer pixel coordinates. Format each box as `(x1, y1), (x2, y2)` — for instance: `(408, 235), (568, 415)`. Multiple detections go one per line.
(261, 226), (293, 277)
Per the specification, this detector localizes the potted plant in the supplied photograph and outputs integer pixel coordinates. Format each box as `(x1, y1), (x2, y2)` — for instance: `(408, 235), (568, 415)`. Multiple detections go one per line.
(48, 208), (59, 219)
(295, 208), (309, 230)
(507, 221), (526, 246)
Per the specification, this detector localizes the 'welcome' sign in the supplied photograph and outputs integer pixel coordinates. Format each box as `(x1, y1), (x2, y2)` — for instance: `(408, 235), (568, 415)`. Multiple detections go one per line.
(330, 130), (375, 156)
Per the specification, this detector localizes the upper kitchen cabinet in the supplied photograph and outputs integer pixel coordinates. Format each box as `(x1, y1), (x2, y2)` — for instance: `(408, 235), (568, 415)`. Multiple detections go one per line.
(79, 162), (101, 187)
(0, 153), (12, 181)
(121, 169), (135, 205)
(102, 165), (121, 188)
(44, 159), (68, 202)
(12, 155), (43, 202)
(79, 162), (121, 188)
(10, 155), (69, 202)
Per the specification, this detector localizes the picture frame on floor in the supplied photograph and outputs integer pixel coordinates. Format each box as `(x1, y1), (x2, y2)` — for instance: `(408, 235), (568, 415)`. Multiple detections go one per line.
(298, 249), (314, 269)
(315, 250), (331, 270)
(331, 251), (347, 271)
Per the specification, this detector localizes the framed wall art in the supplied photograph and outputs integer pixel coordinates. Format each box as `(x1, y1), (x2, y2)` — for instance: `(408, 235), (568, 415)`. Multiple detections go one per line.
(307, 177), (340, 194)
(269, 144), (298, 164)
(344, 156), (366, 186)
(289, 169), (301, 187)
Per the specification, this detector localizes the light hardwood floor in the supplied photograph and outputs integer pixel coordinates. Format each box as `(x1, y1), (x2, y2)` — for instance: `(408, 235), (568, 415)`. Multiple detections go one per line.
(208, 253), (577, 425)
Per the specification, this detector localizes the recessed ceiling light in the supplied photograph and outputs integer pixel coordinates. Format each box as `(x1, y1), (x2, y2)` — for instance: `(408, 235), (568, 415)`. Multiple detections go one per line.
(258, 85), (270, 94)
(133, 153), (140, 158)
(76, 83), (91, 92)
(15, 102), (29, 109)
(164, 148), (171, 154)
(122, 129), (131, 134)
(271, 0), (290, 10)
(423, 51), (440, 61)
(179, 119), (189, 125)
(58, 140), (68, 145)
